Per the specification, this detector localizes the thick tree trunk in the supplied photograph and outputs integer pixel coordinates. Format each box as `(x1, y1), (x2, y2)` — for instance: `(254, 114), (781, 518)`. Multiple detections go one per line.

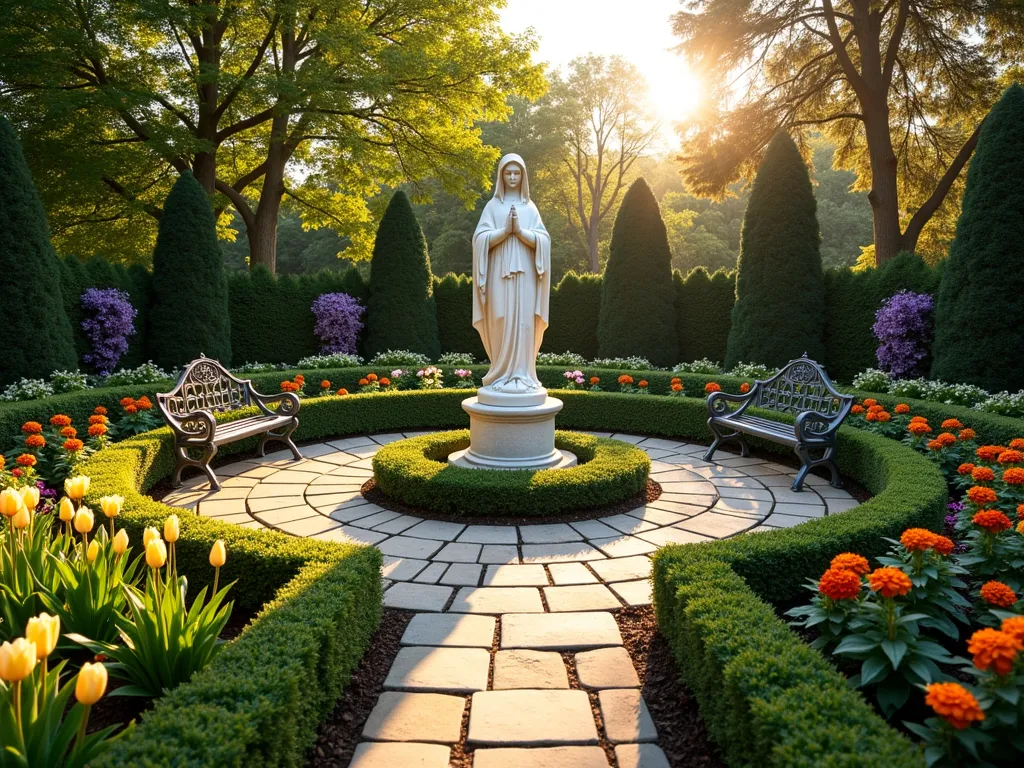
(247, 209), (279, 274)
(587, 215), (600, 273)
(863, 108), (903, 266)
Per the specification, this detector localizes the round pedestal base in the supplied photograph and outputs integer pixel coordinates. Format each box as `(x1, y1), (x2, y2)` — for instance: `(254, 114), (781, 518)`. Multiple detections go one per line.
(449, 393), (573, 471)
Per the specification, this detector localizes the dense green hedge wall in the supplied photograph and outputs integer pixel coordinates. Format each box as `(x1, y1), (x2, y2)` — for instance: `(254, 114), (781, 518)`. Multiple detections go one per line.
(541, 272), (602, 360)
(372, 430), (649, 516)
(433, 273), (486, 360)
(76, 419), (382, 766)
(675, 267), (734, 365)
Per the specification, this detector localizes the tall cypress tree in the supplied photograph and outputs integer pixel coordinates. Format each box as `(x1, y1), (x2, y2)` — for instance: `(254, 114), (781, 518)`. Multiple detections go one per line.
(364, 191), (441, 360)
(932, 84), (1024, 391)
(149, 171), (232, 369)
(597, 178), (678, 367)
(725, 133), (826, 369)
(0, 116), (78, 385)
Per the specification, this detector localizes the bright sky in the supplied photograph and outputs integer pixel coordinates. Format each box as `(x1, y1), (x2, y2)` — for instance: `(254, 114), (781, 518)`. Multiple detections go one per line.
(499, 0), (701, 147)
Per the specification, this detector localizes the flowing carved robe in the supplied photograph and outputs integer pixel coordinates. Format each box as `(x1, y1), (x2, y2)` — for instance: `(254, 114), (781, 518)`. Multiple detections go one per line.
(472, 156), (551, 393)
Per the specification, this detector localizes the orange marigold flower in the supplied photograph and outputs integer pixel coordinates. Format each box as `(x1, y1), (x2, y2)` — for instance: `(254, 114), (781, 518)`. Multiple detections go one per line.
(972, 509), (1012, 533)
(851, 404), (864, 414)
(63, 439), (84, 452)
(320, 380), (331, 389)
(894, 403), (910, 414)
(1010, 438), (1024, 450)
(926, 439), (943, 451)
(124, 404), (138, 415)
(900, 528), (937, 552)
(909, 415), (929, 424)
(1018, 520), (1024, 535)
(49, 414), (72, 427)
(358, 378), (369, 387)
(366, 373), (378, 382)
(1018, 503), (1024, 517)
(959, 428), (977, 441)
(875, 411), (891, 422)
(336, 388), (349, 396)
(638, 380), (648, 388)
(21, 421), (43, 434)
(925, 683), (985, 730)
(24, 434), (46, 449)
(1003, 468), (1024, 486)
(830, 552), (870, 575)
(958, 463), (975, 475)
(998, 449), (1024, 465)
(968, 628), (1022, 676)
(867, 567), (913, 598)
(740, 382), (751, 394)
(908, 422), (931, 436)
(671, 377), (681, 384)
(941, 418), (964, 430)
(1002, 616), (1024, 644)
(967, 486), (999, 505)
(977, 445), (1006, 462)
(379, 378), (391, 387)
(590, 377), (600, 385)
(88, 414), (107, 425)
(93, 406), (108, 416)
(971, 466), (995, 482)
(671, 383), (683, 392)
(863, 398), (878, 407)
(136, 396), (152, 410)
(936, 432), (957, 447)
(16, 454), (36, 467)
(980, 581), (1017, 608)
(932, 535), (955, 556)
(119, 397), (134, 408)
(866, 410), (879, 422)
(60, 426), (77, 438)
(294, 374), (305, 383)
(88, 423), (107, 437)
(704, 382), (721, 393)
(818, 567), (862, 601)
(618, 375), (634, 385)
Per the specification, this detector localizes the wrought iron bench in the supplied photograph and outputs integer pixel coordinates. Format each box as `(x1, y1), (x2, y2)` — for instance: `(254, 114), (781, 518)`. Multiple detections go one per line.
(704, 355), (854, 492)
(157, 356), (301, 491)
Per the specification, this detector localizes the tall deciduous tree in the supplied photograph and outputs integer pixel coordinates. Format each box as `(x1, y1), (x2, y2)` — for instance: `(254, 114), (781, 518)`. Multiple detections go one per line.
(0, 0), (543, 272)
(671, 0), (1021, 265)
(542, 56), (658, 272)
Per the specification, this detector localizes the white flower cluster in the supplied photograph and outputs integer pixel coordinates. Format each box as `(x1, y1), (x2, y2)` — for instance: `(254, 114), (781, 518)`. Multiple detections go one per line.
(369, 350), (430, 367)
(536, 351), (587, 367)
(296, 353), (364, 369)
(672, 358), (723, 374)
(439, 352), (475, 366)
(101, 362), (172, 386)
(851, 367), (1013, 411)
(590, 356), (658, 370)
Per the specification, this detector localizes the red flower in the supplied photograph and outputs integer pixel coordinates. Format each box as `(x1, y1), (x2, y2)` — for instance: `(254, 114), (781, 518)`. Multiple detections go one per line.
(590, 377), (600, 385)
(740, 382), (750, 394)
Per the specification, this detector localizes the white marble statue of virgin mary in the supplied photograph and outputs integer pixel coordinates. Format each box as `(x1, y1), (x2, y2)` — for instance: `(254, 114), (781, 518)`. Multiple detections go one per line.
(472, 153), (552, 396)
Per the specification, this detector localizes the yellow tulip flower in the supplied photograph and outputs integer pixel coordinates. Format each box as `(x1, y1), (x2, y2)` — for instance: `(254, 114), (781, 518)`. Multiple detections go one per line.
(11, 504), (30, 530)
(73, 507), (94, 534)
(87, 539), (100, 563)
(146, 538), (167, 569)
(164, 514), (180, 543)
(25, 613), (60, 661)
(209, 539), (227, 567)
(0, 487), (23, 517)
(0, 638), (37, 682)
(143, 526), (160, 548)
(20, 485), (40, 511)
(75, 662), (108, 705)
(113, 529), (129, 555)
(58, 496), (75, 522)
(64, 475), (90, 501)
(99, 495), (123, 518)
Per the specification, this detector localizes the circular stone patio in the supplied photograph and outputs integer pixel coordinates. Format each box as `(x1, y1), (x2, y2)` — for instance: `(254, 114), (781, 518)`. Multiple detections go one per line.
(162, 432), (861, 767)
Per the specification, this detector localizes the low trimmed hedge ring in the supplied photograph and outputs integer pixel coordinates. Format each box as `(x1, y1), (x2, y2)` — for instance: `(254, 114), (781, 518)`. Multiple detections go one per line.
(371, 430), (651, 516)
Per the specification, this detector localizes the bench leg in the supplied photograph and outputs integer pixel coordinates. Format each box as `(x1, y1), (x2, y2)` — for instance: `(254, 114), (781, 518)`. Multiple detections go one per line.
(703, 419), (750, 462)
(792, 444), (842, 493)
(258, 417), (302, 462)
(172, 443), (221, 493)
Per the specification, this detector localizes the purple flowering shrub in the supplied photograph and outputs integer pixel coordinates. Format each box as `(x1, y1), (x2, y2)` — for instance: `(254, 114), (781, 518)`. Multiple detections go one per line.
(873, 290), (934, 379)
(312, 292), (365, 354)
(81, 287), (138, 374)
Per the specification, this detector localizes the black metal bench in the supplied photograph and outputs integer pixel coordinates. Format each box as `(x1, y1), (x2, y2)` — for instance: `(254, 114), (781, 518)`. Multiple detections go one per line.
(157, 356), (301, 491)
(704, 355), (853, 491)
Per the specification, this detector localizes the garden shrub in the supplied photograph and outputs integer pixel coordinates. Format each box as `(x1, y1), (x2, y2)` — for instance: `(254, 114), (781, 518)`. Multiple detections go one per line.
(0, 115), (77, 386)
(372, 430), (650, 516)
(872, 290), (934, 378)
(80, 287), (138, 374)
(675, 267), (734, 367)
(933, 83), (1024, 392)
(598, 179), (678, 367)
(434, 273), (486, 360)
(311, 292), (364, 354)
(726, 133), (826, 370)
(149, 171), (232, 370)
(363, 191), (441, 360)
(543, 272), (603, 360)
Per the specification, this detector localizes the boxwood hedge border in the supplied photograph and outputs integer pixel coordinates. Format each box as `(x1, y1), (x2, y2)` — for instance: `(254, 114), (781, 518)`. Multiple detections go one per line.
(371, 430), (650, 516)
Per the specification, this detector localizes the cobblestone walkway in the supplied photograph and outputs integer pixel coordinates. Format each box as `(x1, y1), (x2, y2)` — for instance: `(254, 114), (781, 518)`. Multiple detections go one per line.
(163, 433), (858, 767)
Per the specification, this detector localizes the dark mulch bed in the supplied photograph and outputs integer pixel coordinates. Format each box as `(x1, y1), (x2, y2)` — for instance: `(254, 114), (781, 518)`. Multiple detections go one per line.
(617, 606), (724, 768)
(361, 476), (663, 526)
(307, 609), (413, 767)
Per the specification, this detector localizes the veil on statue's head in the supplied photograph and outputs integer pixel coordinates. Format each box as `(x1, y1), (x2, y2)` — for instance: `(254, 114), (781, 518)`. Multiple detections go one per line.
(492, 153), (530, 203)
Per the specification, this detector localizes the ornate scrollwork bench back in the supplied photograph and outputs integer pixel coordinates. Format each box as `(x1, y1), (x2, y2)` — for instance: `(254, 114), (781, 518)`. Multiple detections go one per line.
(705, 355), (854, 492)
(157, 356), (301, 491)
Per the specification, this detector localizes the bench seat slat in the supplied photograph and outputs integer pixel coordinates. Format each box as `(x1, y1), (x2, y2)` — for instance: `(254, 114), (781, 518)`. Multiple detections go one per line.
(213, 415), (291, 444)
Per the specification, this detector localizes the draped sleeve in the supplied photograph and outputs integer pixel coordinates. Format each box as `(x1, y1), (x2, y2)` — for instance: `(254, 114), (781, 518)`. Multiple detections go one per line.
(526, 202), (551, 328)
(472, 200), (501, 330)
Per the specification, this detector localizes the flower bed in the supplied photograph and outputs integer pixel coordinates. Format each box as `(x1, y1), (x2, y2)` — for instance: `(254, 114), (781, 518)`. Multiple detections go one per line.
(371, 430), (650, 516)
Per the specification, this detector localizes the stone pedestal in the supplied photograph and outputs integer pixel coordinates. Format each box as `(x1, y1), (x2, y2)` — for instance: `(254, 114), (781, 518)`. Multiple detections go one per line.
(448, 388), (577, 471)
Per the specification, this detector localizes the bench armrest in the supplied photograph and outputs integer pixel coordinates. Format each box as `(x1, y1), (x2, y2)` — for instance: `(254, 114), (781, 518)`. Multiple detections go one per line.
(794, 410), (839, 442)
(707, 390), (751, 417)
(162, 408), (216, 443)
(251, 390), (301, 418)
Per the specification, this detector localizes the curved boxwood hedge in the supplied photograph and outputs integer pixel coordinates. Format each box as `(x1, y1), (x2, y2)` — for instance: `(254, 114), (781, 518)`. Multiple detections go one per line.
(372, 430), (650, 516)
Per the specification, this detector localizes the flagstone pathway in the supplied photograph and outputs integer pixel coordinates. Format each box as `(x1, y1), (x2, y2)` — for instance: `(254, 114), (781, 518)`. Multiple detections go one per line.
(163, 432), (859, 767)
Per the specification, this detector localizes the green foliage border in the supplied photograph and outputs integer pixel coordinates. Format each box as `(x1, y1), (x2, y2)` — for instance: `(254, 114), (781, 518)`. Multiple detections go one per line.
(371, 430), (649, 516)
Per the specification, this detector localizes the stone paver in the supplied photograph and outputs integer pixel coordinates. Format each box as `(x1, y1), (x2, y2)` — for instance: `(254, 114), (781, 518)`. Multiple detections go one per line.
(449, 587), (544, 614)
(615, 744), (671, 768)
(468, 690), (598, 746)
(543, 584), (621, 612)
(383, 583), (451, 612)
(610, 579), (653, 606)
(501, 612), (622, 650)
(473, 747), (609, 768)
(439, 563), (483, 586)
(485, 564), (549, 586)
(384, 647), (490, 693)
(361, 691), (465, 742)
(548, 562), (598, 585)
(492, 650), (570, 689)
(598, 689), (658, 743)
(589, 556), (651, 583)
(401, 614), (496, 648)
(349, 742), (452, 767)
(575, 647), (639, 688)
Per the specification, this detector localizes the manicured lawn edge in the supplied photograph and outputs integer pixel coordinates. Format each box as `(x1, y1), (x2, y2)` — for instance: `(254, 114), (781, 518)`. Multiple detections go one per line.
(372, 430), (649, 516)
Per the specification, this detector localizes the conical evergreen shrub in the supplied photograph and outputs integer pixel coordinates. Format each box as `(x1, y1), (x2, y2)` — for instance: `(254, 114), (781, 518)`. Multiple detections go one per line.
(597, 179), (677, 367)
(149, 171), (232, 369)
(0, 116), (77, 385)
(725, 133), (826, 369)
(932, 84), (1024, 391)
(364, 191), (440, 360)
